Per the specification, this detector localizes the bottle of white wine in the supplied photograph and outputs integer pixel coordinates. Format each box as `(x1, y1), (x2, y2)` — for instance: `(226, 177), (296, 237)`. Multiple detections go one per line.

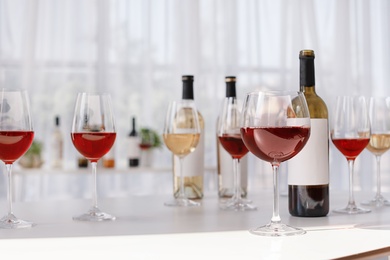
(288, 49), (329, 217)
(217, 76), (248, 198)
(173, 75), (204, 199)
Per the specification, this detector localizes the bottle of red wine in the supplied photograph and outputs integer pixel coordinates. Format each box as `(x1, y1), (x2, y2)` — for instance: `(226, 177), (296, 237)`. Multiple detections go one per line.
(217, 76), (248, 198)
(128, 117), (140, 167)
(288, 50), (329, 217)
(172, 75), (204, 199)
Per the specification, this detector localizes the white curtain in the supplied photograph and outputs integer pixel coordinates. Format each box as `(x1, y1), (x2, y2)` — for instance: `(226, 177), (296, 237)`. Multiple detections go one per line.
(0, 0), (389, 191)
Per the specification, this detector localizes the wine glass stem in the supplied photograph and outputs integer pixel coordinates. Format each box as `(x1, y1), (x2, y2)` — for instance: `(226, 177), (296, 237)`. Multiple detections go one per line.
(233, 158), (242, 200)
(375, 155), (382, 197)
(6, 164), (13, 216)
(178, 156), (186, 199)
(347, 159), (356, 206)
(271, 163), (281, 224)
(91, 162), (98, 209)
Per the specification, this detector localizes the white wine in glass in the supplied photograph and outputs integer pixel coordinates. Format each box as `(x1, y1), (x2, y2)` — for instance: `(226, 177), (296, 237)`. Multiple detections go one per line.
(361, 97), (390, 207)
(163, 100), (201, 207)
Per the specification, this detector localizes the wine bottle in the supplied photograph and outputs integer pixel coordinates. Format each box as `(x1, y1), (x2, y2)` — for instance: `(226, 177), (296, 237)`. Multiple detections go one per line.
(288, 50), (329, 217)
(217, 76), (248, 198)
(51, 115), (63, 169)
(127, 117), (140, 167)
(173, 75), (204, 199)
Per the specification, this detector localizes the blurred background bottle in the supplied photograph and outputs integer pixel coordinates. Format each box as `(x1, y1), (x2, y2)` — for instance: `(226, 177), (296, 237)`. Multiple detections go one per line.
(217, 76), (248, 198)
(128, 117), (140, 167)
(103, 146), (115, 168)
(173, 75), (204, 199)
(51, 115), (63, 169)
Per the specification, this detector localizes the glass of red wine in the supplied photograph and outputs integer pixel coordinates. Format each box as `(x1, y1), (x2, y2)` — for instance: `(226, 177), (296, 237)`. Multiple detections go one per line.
(217, 97), (256, 211)
(71, 93), (116, 221)
(331, 96), (371, 214)
(241, 90), (311, 236)
(0, 89), (34, 229)
(163, 100), (201, 207)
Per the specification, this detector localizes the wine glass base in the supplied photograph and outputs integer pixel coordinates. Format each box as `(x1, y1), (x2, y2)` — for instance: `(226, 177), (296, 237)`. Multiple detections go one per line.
(73, 207), (116, 221)
(361, 195), (390, 207)
(164, 198), (200, 207)
(333, 205), (371, 214)
(0, 213), (34, 229)
(250, 222), (306, 237)
(219, 198), (257, 211)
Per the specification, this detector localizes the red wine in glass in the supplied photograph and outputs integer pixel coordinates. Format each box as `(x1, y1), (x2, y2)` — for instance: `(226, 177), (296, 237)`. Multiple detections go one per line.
(241, 90), (311, 236)
(71, 132), (116, 162)
(218, 134), (248, 160)
(71, 92), (117, 221)
(331, 95), (371, 214)
(332, 138), (370, 160)
(0, 131), (34, 164)
(241, 126), (310, 163)
(0, 89), (34, 229)
(217, 96), (255, 211)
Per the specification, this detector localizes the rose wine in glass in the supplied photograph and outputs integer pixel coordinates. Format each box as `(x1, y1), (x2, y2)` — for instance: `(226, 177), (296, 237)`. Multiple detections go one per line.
(71, 93), (116, 221)
(361, 97), (390, 207)
(0, 89), (34, 229)
(331, 96), (371, 214)
(241, 90), (311, 236)
(163, 100), (201, 207)
(217, 97), (256, 211)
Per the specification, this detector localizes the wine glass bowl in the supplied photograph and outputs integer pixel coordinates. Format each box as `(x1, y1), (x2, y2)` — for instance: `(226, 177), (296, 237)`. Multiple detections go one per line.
(71, 93), (116, 221)
(331, 96), (371, 214)
(241, 90), (310, 236)
(0, 89), (34, 229)
(217, 97), (256, 211)
(361, 97), (390, 207)
(163, 100), (201, 207)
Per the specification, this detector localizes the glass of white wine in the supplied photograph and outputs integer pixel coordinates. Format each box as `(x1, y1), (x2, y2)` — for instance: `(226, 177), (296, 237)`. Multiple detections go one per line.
(163, 100), (201, 207)
(361, 97), (390, 207)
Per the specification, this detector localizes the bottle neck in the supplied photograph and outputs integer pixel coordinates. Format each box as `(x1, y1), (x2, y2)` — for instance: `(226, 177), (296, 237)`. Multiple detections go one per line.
(55, 117), (60, 127)
(300, 56), (316, 93)
(226, 82), (236, 98)
(300, 57), (315, 84)
(182, 82), (194, 100)
(130, 118), (137, 136)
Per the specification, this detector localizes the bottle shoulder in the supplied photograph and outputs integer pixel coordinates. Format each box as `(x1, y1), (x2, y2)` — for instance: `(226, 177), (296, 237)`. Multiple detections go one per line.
(304, 93), (328, 119)
(197, 111), (205, 129)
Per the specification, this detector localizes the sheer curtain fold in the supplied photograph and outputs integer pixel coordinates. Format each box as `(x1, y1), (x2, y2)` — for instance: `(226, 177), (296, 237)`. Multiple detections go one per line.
(0, 0), (389, 191)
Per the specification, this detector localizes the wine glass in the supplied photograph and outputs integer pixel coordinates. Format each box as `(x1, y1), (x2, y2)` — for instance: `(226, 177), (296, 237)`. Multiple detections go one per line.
(71, 93), (116, 221)
(217, 97), (256, 211)
(0, 89), (34, 229)
(361, 97), (390, 207)
(241, 90), (311, 236)
(331, 96), (371, 214)
(163, 100), (201, 207)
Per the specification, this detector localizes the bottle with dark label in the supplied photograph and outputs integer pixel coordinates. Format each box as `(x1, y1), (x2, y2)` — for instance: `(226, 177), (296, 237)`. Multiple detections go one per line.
(217, 76), (248, 198)
(128, 117), (140, 167)
(172, 75), (204, 199)
(288, 50), (329, 217)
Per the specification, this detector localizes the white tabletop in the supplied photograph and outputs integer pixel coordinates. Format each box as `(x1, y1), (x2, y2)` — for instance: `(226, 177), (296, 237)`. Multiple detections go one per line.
(0, 189), (390, 259)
